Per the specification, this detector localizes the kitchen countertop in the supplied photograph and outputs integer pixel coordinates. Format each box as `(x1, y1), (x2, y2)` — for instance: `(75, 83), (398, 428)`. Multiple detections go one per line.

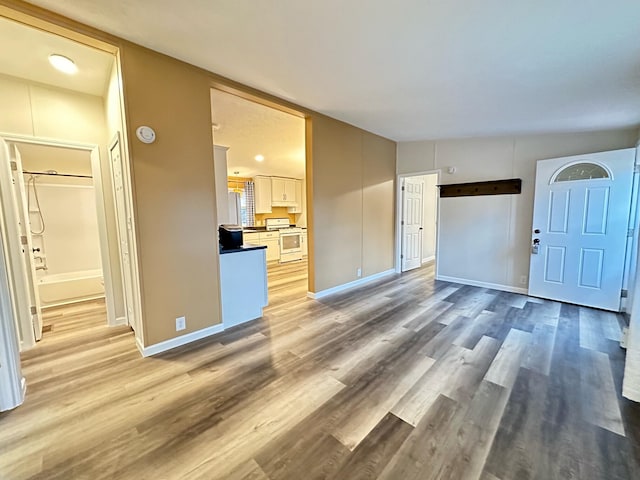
(219, 243), (267, 254)
(243, 225), (304, 232)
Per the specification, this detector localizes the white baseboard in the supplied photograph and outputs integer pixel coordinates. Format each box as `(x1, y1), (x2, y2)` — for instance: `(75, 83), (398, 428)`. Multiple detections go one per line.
(307, 269), (396, 300)
(113, 316), (127, 326)
(422, 255), (435, 264)
(436, 275), (528, 295)
(40, 294), (106, 309)
(137, 323), (225, 357)
(623, 385), (640, 403)
(21, 377), (26, 397)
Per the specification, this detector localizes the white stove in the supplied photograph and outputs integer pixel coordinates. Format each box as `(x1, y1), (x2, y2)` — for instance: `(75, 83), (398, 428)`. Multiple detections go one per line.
(265, 218), (303, 263)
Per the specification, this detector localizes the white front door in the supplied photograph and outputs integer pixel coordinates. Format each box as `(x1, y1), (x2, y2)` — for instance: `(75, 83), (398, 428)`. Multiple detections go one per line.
(402, 178), (424, 272)
(529, 148), (635, 311)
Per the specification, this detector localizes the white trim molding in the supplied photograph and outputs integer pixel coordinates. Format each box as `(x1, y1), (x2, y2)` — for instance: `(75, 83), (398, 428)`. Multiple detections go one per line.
(395, 170), (441, 274)
(137, 323), (225, 357)
(307, 269), (396, 300)
(623, 385), (640, 403)
(436, 275), (528, 295)
(422, 255), (435, 264)
(0, 224), (25, 412)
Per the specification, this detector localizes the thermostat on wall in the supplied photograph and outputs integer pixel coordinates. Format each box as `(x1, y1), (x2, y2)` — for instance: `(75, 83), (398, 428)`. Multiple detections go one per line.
(136, 126), (156, 144)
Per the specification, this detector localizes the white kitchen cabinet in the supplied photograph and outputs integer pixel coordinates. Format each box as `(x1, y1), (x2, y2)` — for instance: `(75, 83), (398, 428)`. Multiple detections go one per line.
(288, 179), (303, 214)
(260, 231), (280, 261)
(284, 179), (296, 204)
(244, 230), (280, 261)
(271, 177), (297, 206)
(262, 238), (280, 261)
(271, 177), (285, 204)
(243, 232), (260, 244)
(254, 176), (272, 213)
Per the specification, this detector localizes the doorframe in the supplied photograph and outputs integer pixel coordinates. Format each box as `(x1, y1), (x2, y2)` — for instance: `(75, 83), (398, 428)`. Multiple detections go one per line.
(527, 148), (636, 311)
(395, 170), (441, 274)
(0, 133), (119, 329)
(108, 132), (143, 335)
(0, 138), (36, 349)
(0, 226), (25, 412)
(621, 145), (640, 313)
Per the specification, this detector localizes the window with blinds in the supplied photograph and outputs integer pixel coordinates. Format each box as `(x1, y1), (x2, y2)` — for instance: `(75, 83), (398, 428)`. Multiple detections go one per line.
(243, 181), (256, 227)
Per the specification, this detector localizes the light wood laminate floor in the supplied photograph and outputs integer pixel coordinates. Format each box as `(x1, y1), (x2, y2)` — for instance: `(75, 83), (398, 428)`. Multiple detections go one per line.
(1, 261), (639, 479)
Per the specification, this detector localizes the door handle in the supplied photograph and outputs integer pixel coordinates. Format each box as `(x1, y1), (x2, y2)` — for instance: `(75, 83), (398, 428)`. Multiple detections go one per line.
(32, 247), (40, 253)
(532, 238), (540, 254)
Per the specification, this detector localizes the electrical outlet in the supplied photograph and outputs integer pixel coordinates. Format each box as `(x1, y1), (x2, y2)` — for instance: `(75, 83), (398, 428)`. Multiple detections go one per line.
(176, 316), (186, 331)
(357, 268), (362, 278)
(519, 275), (528, 285)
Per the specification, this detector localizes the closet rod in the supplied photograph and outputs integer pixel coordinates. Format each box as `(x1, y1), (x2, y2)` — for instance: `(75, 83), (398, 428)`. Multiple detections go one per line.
(22, 170), (93, 179)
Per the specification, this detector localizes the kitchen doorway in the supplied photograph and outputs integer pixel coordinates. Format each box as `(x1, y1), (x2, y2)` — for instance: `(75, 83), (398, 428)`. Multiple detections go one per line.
(210, 88), (309, 308)
(396, 171), (439, 273)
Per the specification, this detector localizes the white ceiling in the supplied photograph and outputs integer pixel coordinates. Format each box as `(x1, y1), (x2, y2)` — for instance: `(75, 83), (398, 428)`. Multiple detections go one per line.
(0, 15), (113, 96)
(24, 1), (640, 141)
(211, 89), (305, 179)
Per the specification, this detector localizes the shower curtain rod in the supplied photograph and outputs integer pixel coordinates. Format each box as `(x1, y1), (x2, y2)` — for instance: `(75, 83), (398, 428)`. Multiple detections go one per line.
(22, 170), (93, 179)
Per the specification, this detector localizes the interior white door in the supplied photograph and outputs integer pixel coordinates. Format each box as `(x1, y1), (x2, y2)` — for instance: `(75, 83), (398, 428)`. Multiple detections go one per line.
(10, 144), (43, 340)
(529, 148), (635, 311)
(0, 225), (25, 411)
(402, 178), (424, 272)
(0, 138), (36, 348)
(109, 138), (137, 332)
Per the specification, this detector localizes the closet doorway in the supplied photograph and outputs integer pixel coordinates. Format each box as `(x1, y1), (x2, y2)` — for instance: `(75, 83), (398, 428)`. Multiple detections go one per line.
(396, 171), (439, 273)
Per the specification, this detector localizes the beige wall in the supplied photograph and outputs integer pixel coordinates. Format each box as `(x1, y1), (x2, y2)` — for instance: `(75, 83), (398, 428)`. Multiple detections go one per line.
(362, 133), (396, 277)
(309, 115), (396, 292)
(119, 44), (221, 346)
(397, 129), (639, 290)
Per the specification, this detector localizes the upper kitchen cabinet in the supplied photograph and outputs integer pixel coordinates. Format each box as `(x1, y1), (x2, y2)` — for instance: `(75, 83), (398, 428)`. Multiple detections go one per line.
(254, 176), (272, 213)
(271, 177), (297, 206)
(288, 179), (303, 214)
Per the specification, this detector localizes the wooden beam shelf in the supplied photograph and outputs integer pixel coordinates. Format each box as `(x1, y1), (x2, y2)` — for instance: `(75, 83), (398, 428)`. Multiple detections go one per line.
(438, 178), (522, 198)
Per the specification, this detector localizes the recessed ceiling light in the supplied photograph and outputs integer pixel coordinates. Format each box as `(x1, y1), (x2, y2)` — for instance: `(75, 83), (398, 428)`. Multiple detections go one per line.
(48, 54), (78, 74)
(255, 155), (264, 162)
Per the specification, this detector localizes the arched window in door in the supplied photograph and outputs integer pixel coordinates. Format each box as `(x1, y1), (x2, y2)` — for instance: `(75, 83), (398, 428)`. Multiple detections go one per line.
(553, 162), (610, 183)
